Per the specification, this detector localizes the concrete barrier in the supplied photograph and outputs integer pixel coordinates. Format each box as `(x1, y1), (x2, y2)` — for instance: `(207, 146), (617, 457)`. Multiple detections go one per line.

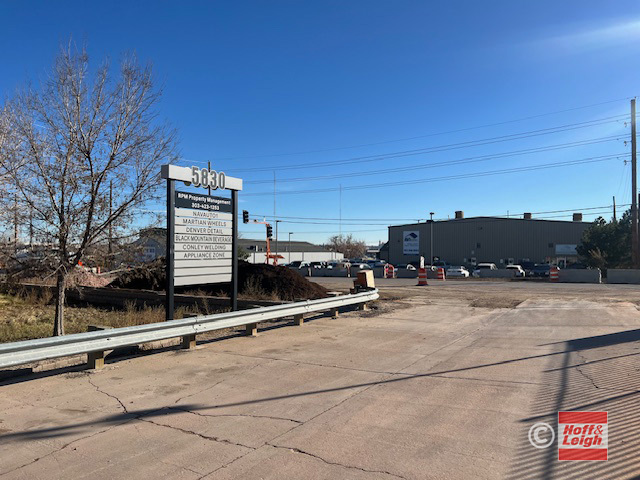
(311, 268), (330, 277)
(478, 269), (516, 279)
(396, 269), (418, 278)
(372, 267), (385, 278)
(326, 268), (349, 277)
(606, 269), (640, 284)
(426, 268), (439, 279)
(557, 269), (601, 283)
(352, 267), (374, 278)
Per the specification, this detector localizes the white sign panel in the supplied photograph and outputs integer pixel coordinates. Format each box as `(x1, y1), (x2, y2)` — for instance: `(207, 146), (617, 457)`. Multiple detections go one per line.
(161, 164), (243, 191)
(175, 273), (232, 286)
(403, 231), (420, 255)
(555, 244), (578, 255)
(172, 190), (233, 286)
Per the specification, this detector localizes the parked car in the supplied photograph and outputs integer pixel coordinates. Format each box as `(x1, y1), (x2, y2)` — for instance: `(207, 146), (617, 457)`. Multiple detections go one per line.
(396, 263), (417, 271)
(519, 261), (536, 276)
(505, 264), (526, 277)
(350, 263), (372, 270)
(288, 261), (310, 269)
(472, 263), (498, 277)
(446, 266), (470, 278)
(327, 260), (350, 269)
(565, 263), (588, 269)
(433, 261), (450, 270)
(310, 261), (327, 269)
(531, 264), (552, 277)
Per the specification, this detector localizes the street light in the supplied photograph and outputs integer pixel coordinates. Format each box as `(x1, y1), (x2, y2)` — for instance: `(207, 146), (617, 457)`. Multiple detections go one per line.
(429, 212), (435, 265)
(288, 232), (294, 264)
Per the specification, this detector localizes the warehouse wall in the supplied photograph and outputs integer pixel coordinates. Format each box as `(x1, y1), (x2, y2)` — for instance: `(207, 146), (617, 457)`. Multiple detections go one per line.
(388, 217), (589, 266)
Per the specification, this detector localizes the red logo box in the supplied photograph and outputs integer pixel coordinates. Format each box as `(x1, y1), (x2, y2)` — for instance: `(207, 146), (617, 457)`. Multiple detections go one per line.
(558, 411), (608, 461)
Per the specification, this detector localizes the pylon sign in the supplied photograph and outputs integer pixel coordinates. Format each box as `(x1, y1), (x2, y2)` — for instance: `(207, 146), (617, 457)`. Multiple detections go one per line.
(173, 191), (233, 285)
(161, 165), (243, 319)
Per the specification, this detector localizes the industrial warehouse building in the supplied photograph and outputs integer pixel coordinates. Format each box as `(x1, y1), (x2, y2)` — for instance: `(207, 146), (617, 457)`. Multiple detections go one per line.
(384, 211), (591, 267)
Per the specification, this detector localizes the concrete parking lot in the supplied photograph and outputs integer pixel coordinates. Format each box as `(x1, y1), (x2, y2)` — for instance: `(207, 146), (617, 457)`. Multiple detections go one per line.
(1, 281), (639, 479)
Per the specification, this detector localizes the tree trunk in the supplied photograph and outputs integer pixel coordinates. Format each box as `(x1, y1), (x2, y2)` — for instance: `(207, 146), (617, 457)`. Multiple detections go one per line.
(53, 270), (66, 336)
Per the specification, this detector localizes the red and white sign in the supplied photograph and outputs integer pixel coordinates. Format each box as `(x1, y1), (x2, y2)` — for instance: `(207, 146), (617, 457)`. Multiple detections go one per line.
(558, 411), (608, 461)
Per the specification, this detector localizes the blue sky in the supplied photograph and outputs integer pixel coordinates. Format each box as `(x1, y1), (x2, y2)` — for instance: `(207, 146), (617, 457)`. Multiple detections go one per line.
(2, 1), (639, 244)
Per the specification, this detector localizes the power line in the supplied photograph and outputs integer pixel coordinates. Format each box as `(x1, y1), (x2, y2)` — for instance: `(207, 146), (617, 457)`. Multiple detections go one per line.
(248, 204), (629, 224)
(184, 97), (633, 161)
(243, 153), (628, 196)
(244, 135), (622, 185)
(180, 114), (628, 172)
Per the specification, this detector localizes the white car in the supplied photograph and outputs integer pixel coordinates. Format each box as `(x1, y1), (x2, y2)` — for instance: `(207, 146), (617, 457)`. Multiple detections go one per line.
(350, 263), (372, 270)
(472, 263), (498, 277)
(505, 264), (526, 277)
(446, 266), (470, 278)
(395, 263), (417, 271)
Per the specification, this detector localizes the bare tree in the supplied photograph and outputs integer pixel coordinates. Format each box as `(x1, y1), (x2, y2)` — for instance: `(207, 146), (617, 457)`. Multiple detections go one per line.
(0, 45), (178, 335)
(326, 234), (367, 259)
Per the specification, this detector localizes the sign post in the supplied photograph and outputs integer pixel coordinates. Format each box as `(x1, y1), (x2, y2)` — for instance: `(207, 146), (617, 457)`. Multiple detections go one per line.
(166, 178), (175, 321)
(161, 165), (243, 320)
(231, 189), (238, 312)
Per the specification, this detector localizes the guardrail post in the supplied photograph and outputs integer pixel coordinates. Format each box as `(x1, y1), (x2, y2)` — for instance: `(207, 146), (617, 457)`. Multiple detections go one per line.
(294, 314), (304, 326)
(246, 323), (258, 336)
(358, 302), (369, 311)
(181, 334), (196, 349)
(331, 307), (339, 319)
(87, 350), (105, 369)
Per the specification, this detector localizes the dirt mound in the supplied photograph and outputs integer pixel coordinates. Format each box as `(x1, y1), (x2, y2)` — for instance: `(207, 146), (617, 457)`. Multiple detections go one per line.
(110, 258), (327, 301)
(110, 258), (166, 290)
(237, 262), (328, 300)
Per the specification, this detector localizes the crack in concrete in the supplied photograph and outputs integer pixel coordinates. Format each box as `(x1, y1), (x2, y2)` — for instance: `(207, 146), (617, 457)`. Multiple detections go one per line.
(573, 351), (601, 390)
(194, 447), (257, 480)
(169, 406), (302, 424)
(87, 375), (128, 413)
(0, 421), (131, 477)
(268, 443), (409, 479)
(139, 416), (256, 450)
(173, 379), (227, 405)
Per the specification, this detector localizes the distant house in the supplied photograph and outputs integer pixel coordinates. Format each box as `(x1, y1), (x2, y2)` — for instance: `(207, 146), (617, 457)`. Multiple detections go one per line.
(131, 228), (166, 263)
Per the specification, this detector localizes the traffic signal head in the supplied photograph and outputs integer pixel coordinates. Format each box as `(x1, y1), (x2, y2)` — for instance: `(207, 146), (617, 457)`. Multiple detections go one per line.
(266, 225), (273, 238)
(242, 210), (249, 223)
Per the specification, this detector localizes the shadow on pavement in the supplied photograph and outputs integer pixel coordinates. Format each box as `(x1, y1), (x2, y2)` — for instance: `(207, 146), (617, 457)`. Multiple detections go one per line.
(507, 328), (640, 480)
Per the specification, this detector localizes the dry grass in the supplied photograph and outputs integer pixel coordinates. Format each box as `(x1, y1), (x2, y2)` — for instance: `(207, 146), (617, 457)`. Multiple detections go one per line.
(0, 291), (224, 343)
(238, 277), (279, 301)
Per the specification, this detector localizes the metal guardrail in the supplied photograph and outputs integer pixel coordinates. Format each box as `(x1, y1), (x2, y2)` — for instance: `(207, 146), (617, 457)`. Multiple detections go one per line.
(0, 289), (379, 369)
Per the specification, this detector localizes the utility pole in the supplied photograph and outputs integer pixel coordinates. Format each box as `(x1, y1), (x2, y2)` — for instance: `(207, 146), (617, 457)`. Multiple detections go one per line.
(429, 212), (435, 265)
(613, 196), (617, 222)
(29, 206), (33, 247)
(13, 196), (18, 253)
(339, 184), (342, 237)
(108, 180), (113, 266)
(275, 220), (281, 263)
(288, 232), (293, 264)
(632, 99), (638, 267)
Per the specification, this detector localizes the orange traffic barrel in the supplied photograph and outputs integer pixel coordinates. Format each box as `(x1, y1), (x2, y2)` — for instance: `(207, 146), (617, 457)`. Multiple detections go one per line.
(384, 264), (395, 278)
(437, 267), (446, 280)
(550, 266), (559, 282)
(417, 267), (428, 286)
